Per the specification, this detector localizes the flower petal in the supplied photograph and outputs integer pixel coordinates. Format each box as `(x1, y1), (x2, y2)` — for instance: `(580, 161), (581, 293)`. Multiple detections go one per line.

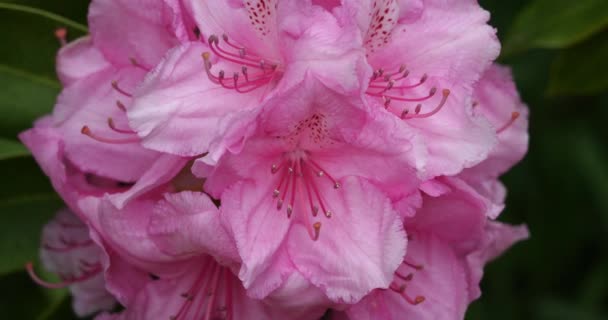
(464, 64), (530, 180)
(88, 0), (180, 68)
(56, 36), (111, 86)
(287, 177), (406, 303)
(148, 191), (239, 264)
(128, 42), (265, 157)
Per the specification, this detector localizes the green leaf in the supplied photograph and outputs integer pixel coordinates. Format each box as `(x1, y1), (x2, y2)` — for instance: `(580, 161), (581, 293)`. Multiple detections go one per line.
(0, 272), (71, 319)
(0, 2), (88, 79)
(537, 299), (608, 320)
(0, 64), (59, 138)
(547, 31), (608, 96)
(503, 0), (608, 55)
(0, 137), (29, 160)
(0, 3), (87, 32)
(0, 195), (62, 275)
(0, 155), (60, 275)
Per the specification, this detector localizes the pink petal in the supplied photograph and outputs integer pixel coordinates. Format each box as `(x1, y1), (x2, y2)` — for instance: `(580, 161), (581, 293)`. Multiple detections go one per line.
(148, 191), (239, 264)
(53, 67), (159, 182)
(219, 180), (293, 298)
(287, 177), (407, 303)
(56, 36), (111, 86)
(88, 0), (180, 68)
(128, 42), (265, 157)
(465, 221), (529, 301)
(464, 64), (530, 181)
(98, 258), (286, 320)
(185, 0), (281, 60)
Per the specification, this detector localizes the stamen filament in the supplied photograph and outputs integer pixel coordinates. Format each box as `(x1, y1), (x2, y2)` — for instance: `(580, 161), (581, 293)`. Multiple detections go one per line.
(81, 126), (139, 144)
(496, 112), (520, 134)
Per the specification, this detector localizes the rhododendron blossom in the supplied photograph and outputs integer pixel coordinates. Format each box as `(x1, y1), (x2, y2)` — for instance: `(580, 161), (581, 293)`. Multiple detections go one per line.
(20, 0), (530, 319)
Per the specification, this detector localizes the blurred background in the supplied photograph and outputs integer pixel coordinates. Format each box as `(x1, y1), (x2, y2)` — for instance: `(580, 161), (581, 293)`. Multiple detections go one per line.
(0, 0), (606, 319)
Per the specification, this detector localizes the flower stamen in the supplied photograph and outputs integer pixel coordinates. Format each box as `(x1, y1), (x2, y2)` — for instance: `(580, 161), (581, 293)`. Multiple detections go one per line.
(111, 81), (133, 98)
(496, 112), (520, 134)
(81, 126), (139, 144)
(201, 35), (280, 94)
(26, 261), (102, 289)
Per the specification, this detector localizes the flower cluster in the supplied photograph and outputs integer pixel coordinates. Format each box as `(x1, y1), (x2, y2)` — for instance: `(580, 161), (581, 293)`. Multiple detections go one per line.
(21, 0), (529, 319)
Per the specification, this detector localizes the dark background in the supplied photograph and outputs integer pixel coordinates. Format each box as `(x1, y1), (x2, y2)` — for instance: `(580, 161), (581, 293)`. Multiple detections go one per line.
(0, 0), (606, 319)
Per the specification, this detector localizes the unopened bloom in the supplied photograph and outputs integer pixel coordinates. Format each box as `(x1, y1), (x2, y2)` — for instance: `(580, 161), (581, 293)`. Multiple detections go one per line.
(26, 209), (115, 317)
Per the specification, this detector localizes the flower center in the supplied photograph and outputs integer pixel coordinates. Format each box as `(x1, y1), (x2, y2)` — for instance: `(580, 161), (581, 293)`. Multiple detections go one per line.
(170, 260), (234, 320)
(270, 150), (340, 241)
(202, 35), (281, 94)
(366, 65), (451, 120)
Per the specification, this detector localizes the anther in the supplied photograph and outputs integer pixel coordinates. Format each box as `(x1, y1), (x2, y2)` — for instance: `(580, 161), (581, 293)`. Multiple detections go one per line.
(116, 100), (127, 112)
(111, 81), (133, 98)
(403, 89), (450, 120)
(208, 35), (219, 45)
(129, 57), (150, 71)
(287, 205), (293, 218)
(107, 118), (134, 134)
(404, 260), (424, 270)
(496, 112), (520, 134)
(54, 28), (67, 46)
(313, 222), (322, 241)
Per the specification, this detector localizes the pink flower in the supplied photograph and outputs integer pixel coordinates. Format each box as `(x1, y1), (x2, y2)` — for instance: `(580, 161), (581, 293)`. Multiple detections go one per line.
(332, 177), (528, 320)
(201, 76), (419, 303)
(19, 0), (190, 225)
(97, 191), (327, 320)
(26, 209), (115, 317)
(126, 0), (368, 164)
(340, 0), (502, 178)
(462, 64), (529, 218)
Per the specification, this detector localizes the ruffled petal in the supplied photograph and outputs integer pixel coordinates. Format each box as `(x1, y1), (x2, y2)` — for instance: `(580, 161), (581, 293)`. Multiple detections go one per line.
(287, 177), (406, 303)
(219, 180), (293, 298)
(88, 0), (180, 68)
(98, 258), (285, 320)
(148, 191), (239, 264)
(185, 0), (281, 60)
(465, 221), (529, 301)
(53, 67), (160, 182)
(363, 0), (501, 178)
(56, 36), (111, 86)
(128, 42), (265, 157)
(464, 64), (529, 181)
(344, 233), (469, 320)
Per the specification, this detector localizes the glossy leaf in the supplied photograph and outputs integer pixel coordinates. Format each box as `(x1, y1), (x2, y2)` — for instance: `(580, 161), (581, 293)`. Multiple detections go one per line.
(0, 65), (59, 138)
(503, 0), (608, 55)
(0, 137), (29, 160)
(547, 31), (608, 96)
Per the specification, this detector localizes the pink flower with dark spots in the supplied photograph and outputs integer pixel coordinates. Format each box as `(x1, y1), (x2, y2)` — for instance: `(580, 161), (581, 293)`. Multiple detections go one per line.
(339, 0), (502, 178)
(126, 0), (368, 164)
